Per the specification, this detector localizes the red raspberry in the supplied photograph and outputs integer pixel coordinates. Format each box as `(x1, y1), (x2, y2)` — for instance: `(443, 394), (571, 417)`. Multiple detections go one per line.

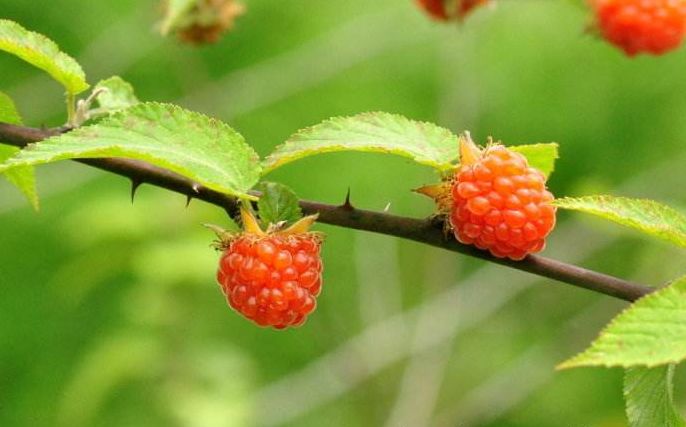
(449, 135), (556, 260)
(591, 0), (686, 56)
(214, 210), (323, 329)
(415, 0), (490, 21)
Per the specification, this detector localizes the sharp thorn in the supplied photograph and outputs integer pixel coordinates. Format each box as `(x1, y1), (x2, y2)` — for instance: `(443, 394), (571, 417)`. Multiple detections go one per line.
(185, 194), (193, 207)
(383, 202), (391, 212)
(130, 179), (142, 203)
(341, 187), (354, 210)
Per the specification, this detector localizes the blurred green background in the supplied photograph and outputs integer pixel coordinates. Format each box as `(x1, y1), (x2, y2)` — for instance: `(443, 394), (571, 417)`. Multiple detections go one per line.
(2, 1), (686, 426)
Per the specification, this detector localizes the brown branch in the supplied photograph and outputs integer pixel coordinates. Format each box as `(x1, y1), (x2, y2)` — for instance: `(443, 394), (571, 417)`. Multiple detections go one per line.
(0, 122), (653, 302)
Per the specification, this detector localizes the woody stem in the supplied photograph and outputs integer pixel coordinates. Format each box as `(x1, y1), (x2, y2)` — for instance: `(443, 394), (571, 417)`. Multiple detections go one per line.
(0, 122), (653, 302)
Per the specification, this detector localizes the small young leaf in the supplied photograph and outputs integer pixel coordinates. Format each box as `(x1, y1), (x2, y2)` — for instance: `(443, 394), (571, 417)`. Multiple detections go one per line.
(0, 91), (38, 210)
(0, 19), (88, 95)
(624, 365), (685, 427)
(510, 143), (559, 178)
(558, 275), (686, 369)
(256, 182), (302, 226)
(262, 112), (459, 174)
(554, 196), (686, 249)
(0, 103), (261, 199)
(93, 76), (139, 114)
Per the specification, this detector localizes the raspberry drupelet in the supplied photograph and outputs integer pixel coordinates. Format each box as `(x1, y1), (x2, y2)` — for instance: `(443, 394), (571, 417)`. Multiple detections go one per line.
(591, 0), (686, 56)
(213, 208), (323, 329)
(449, 134), (556, 260)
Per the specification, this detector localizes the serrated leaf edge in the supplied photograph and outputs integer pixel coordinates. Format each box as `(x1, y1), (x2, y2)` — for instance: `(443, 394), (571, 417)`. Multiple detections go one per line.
(0, 19), (89, 94)
(557, 277), (686, 370)
(553, 196), (686, 249)
(261, 111), (459, 175)
(0, 102), (261, 199)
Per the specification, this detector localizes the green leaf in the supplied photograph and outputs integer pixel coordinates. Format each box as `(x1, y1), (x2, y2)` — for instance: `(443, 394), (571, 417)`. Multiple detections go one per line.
(0, 91), (38, 210)
(0, 19), (88, 95)
(0, 145), (39, 210)
(554, 196), (686, 249)
(262, 112), (459, 174)
(558, 276), (686, 369)
(261, 113), (559, 178)
(93, 76), (139, 114)
(0, 103), (261, 199)
(159, 0), (199, 35)
(256, 182), (302, 226)
(0, 91), (22, 125)
(624, 365), (685, 427)
(510, 143), (559, 178)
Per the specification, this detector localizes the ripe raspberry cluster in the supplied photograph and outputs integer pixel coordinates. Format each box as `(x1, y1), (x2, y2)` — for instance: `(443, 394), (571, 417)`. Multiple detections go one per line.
(449, 140), (556, 260)
(211, 206), (324, 330)
(217, 232), (323, 329)
(415, 0), (490, 21)
(592, 0), (686, 56)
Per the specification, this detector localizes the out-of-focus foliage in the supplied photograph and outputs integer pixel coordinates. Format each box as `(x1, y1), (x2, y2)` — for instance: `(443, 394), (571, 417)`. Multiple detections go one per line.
(159, 0), (245, 45)
(624, 365), (685, 427)
(2, 0), (686, 426)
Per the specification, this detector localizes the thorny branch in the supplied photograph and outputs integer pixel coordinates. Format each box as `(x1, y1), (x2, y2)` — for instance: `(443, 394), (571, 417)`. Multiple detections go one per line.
(0, 122), (653, 302)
